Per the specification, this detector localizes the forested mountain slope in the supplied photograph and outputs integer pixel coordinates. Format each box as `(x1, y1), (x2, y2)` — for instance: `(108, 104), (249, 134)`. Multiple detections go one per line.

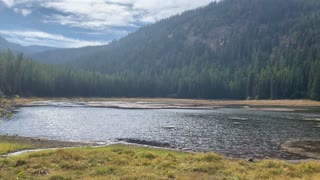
(0, 50), (126, 97)
(30, 0), (320, 100)
(3, 0), (320, 100)
(31, 45), (106, 64)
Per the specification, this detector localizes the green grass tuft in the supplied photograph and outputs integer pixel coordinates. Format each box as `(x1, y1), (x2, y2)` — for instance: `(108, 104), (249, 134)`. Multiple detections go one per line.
(0, 142), (33, 155)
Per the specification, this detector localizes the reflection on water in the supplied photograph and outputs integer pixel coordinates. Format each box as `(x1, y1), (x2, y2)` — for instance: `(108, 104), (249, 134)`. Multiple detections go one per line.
(1, 106), (320, 159)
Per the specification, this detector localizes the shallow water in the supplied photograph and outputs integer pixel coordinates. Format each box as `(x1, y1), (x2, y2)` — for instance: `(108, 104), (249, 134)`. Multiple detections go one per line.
(1, 105), (320, 159)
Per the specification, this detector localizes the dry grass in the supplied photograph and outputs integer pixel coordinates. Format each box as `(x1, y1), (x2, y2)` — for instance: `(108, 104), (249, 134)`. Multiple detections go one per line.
(0, 144), (320, 179)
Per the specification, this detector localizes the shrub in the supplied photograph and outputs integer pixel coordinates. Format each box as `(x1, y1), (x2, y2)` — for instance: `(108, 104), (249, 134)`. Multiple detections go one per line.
(50, 175), (68, 180)
(15, 160), (27, 167)
(140, 152), (157, 159)
(95, 167), (116, 175)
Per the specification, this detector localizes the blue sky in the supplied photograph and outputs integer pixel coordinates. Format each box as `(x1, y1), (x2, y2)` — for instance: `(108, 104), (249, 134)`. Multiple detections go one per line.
(0, 0), (214, 48)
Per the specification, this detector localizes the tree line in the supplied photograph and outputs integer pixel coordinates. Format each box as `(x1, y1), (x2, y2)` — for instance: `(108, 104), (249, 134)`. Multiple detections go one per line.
(0, 49), (319, 100)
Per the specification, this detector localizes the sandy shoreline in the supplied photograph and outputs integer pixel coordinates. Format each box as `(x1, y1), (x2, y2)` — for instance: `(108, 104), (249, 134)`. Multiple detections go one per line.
(9, 98), (320, 112)
(11, 98), (320, 107)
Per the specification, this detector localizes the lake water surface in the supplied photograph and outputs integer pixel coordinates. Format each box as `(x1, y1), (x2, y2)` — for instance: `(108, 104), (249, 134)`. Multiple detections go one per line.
(1, 105), (320, 159)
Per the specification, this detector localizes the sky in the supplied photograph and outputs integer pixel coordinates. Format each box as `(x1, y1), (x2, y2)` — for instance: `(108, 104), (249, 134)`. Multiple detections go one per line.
(0, 0), (214, 48)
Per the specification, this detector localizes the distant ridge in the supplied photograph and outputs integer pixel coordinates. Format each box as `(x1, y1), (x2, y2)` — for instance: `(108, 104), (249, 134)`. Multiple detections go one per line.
(0, 36), (56, 55)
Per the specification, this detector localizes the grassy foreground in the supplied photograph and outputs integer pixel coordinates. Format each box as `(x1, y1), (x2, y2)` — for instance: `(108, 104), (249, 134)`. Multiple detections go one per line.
(0, 144), (320, 180)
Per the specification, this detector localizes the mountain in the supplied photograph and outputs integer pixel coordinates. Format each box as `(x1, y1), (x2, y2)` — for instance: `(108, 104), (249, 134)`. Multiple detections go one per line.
(15, 0), (320, 99)
(25, 45), (57, 54)
(0, 36), (56, 55)
(31, 45), (106, 64)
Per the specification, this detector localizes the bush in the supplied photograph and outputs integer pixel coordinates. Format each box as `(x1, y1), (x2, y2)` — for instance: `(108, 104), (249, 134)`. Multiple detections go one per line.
(15, 160), (27, 167)
(140, 152), (156, 159)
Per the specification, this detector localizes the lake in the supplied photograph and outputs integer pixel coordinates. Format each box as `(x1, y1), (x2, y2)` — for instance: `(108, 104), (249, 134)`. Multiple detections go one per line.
(1, 105), (320, 159)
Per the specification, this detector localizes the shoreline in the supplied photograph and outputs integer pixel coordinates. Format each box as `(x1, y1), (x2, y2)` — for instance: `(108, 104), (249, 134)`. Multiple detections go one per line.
(10, 98), (320, 112)
(9, 97), (320, 106)
(1, 135), (320, 162)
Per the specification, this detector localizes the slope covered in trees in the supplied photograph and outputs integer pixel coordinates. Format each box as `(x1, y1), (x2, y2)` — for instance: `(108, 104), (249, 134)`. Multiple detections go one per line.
(0, 50), (123, 97)
(30, 45), (106, 64)
(30, 0), (320, 100)
(2, 0), (320, 100)
(0, 50), (184, 98)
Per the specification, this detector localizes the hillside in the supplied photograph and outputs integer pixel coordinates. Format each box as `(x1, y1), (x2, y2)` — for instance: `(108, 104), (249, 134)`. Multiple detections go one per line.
(31, 45), (106, 64)
(30, 0), (320, 100)
(0, 51), (122, 97)
(1, 0), (320, 100)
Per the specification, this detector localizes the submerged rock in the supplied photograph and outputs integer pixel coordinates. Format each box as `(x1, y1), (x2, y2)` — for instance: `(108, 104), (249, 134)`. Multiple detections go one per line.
(281, 140), (320, 159)
(117, 138), (171, 148)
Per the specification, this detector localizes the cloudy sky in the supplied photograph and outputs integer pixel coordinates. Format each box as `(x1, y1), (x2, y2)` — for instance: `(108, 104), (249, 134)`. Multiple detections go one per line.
(0, 0), (214, 48)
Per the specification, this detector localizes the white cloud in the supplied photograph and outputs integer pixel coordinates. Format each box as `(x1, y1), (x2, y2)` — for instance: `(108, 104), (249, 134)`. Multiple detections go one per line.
(0, 30), (108, 48)
(1, 0), (216, 30)
(0, 0), (218, 47)
(14, 8), (31, 16)
(42, 1), (138, 29)
(2, 0), (36, 16)
(1, 0), (15, 8)
(43, 0), (215, 29)
(1, 0), (34, 8)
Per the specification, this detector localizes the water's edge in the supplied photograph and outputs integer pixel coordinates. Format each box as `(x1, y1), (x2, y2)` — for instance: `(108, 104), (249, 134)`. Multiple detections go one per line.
(2, 100), (320, 160)
(4, 139), (320, 164)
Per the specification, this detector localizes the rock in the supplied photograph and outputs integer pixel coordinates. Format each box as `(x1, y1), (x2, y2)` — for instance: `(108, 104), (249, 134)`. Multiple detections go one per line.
(117, 138), (170, 147)
(247, 158), (254, 162)
(163, 126), (176, 129)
